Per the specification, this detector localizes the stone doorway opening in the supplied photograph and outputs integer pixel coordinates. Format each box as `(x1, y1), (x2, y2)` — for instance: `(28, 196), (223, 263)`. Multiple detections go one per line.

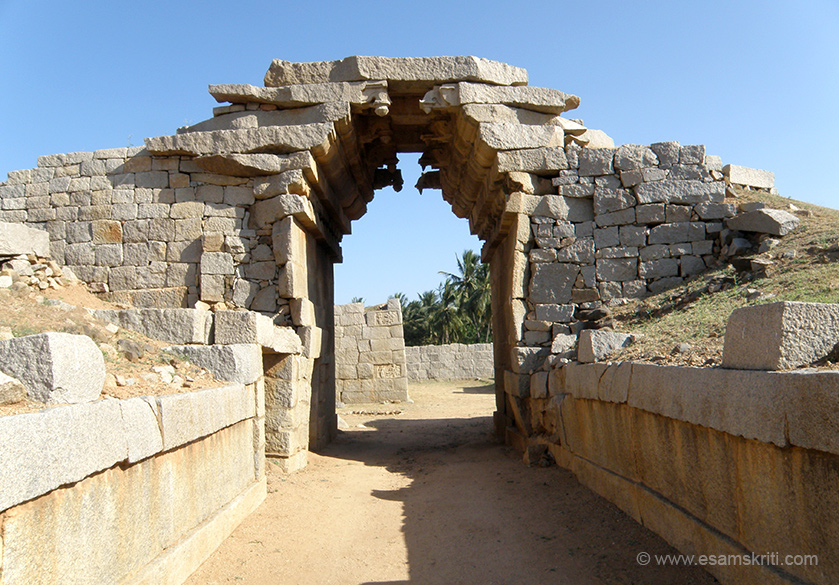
(332, 151), (491, 409)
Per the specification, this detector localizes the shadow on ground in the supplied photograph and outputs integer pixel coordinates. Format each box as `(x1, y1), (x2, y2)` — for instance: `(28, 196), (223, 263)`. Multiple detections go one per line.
(324, 413), (719, 585)
(456, 382), (495, 394)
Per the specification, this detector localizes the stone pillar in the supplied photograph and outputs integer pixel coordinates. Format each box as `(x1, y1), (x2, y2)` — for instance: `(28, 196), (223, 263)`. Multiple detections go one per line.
(262, 353), (311, 472)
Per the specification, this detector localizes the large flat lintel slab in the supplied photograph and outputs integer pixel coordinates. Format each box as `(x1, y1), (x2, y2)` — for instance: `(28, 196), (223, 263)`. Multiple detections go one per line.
(265, 55), (528, 90)
(209, 81), (390, 113)
(145, 123), (337, 157)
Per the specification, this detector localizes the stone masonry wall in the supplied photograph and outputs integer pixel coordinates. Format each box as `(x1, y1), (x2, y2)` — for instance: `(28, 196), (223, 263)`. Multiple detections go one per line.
(535, 362), (839, 585)
(405, 343), (494, 380)
(517, 142), (731, 348)
(0, 146), (307, 318)
(334, 299), (408, 404)
(0, 146), (333, 465)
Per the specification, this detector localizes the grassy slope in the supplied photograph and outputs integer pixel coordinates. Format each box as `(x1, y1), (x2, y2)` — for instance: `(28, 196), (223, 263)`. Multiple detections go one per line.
(611, 187), (839, 367)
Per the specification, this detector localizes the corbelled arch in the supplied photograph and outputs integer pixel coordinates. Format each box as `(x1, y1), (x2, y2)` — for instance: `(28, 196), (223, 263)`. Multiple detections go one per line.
(143, 56), (590, 468)
(143, 55), (725, 470)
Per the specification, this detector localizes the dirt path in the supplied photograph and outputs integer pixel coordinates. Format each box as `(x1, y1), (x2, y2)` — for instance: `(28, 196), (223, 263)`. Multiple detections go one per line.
(187, 380), (717, 585)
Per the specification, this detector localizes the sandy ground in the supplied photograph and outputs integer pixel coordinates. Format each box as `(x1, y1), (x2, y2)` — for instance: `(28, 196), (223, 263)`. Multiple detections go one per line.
(186, 380), (718, 585)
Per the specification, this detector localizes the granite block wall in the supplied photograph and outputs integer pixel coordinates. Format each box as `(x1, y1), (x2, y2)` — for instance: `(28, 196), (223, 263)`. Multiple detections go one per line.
(405, 343), (494, 380)
(333, 299), (408, 404)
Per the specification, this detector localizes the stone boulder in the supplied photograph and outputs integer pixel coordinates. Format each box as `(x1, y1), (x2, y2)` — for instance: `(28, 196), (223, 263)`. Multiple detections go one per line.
(0, 333), (106, 404)
(164, 344), (263, 385)
(0, 222), (50, 257)
(0, 371), (26, 404)
(577, 330), (635, 363)
(726, 209), (800, 236)
(722, 301), (839, 370)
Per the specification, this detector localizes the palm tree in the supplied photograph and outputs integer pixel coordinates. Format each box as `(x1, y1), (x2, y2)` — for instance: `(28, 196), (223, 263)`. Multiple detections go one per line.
(397, 250), (493, 346)
(440, 250), (492, 343)
(403, 289), (438, 346)
(431, 280), (465, 344)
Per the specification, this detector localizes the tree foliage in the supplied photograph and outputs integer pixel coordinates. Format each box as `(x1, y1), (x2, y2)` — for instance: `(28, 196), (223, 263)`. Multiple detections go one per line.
(395, 250), (492, 346)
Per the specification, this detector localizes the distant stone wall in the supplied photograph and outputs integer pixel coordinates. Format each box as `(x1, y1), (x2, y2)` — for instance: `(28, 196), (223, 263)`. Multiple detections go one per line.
(334, 299), (408, 404)
(405, 343), (494, 380)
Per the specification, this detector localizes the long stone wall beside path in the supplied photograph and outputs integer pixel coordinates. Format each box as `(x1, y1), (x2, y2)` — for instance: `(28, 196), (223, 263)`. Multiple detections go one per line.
(405, 343), (494, 380)
(532, 362), (839, 585)
(0, 383), (266, 585)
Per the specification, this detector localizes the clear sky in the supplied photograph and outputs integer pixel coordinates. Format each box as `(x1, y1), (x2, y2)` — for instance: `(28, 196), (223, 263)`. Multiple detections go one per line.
(1, 0), (836, 303)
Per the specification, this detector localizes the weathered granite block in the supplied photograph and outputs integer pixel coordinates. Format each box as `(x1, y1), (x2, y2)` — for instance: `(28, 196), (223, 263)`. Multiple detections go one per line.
(165, 344), (263, 384)
(155, 383), (254, 450)
(723, 164), (774, 189)
(0, 333), (105, 404)
(726, 208), (800, 236)
(0, 399), (128, 511)
(596, 258), (638, 282)
(578, 148), (615, 176)
(648, 222), (689, 244)
(95, 308), (214, 345)
(215, 310), (302, 354)
(529, 263), (579, 303)
(722, 302), (839, 370)
(613, 144), (658, 171)
(635, 180), (724, 205)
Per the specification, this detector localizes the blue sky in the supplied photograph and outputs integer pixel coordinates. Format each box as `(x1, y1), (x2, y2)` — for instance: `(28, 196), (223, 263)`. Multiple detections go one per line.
(1, 0), (836, 303)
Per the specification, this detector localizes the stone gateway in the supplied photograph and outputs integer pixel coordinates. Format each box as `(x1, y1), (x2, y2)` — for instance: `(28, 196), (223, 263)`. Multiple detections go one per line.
(1, 55), (734, 466)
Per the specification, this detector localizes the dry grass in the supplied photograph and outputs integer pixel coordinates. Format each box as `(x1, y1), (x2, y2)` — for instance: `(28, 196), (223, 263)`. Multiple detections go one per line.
(610, 187), (839, 367)
(0, 283), (224, 417)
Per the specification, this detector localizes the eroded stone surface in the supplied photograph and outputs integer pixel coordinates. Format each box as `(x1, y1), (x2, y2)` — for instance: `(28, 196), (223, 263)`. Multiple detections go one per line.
(0, 370), (26, 404)
(724, 164), (774, 189)
(165, 344), (263, 385)
(0, 333), (105, 404)
(726, 208), (800, 236)
(421, 82), (579, 114)
(577, 330), (634, 363)
(0, 221), (50, 257)
(265, 55), (528, 88)
(722, 302), (839, 370)
(95, 308), (214, 345)
(214, 310), (302, 354)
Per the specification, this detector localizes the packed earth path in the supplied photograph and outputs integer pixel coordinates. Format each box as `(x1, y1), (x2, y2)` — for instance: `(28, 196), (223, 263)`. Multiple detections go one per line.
(187, 380), (718, 585)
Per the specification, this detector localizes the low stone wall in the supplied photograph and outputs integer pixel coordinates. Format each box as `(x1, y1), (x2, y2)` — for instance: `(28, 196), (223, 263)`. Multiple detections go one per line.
(405, 343), (494, 380)
(334, 299), (408, 404)
(0, 383), (266, 585)
(529, 362), (839, 585)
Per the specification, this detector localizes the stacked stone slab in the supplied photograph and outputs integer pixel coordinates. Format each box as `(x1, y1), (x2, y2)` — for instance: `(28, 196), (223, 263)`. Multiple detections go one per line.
(0, 382), (267, 584)
(405, 343), (494, 380)
(723, 163), (775, 191)
(334, 299), (408, 404)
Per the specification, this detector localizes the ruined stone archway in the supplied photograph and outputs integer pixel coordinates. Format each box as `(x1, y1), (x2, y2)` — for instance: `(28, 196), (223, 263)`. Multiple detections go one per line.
(0, 56), (729, 472)
(138, 55), (728, 470)
(4, 55), (827, 585)
(140, 55), (594, 469)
